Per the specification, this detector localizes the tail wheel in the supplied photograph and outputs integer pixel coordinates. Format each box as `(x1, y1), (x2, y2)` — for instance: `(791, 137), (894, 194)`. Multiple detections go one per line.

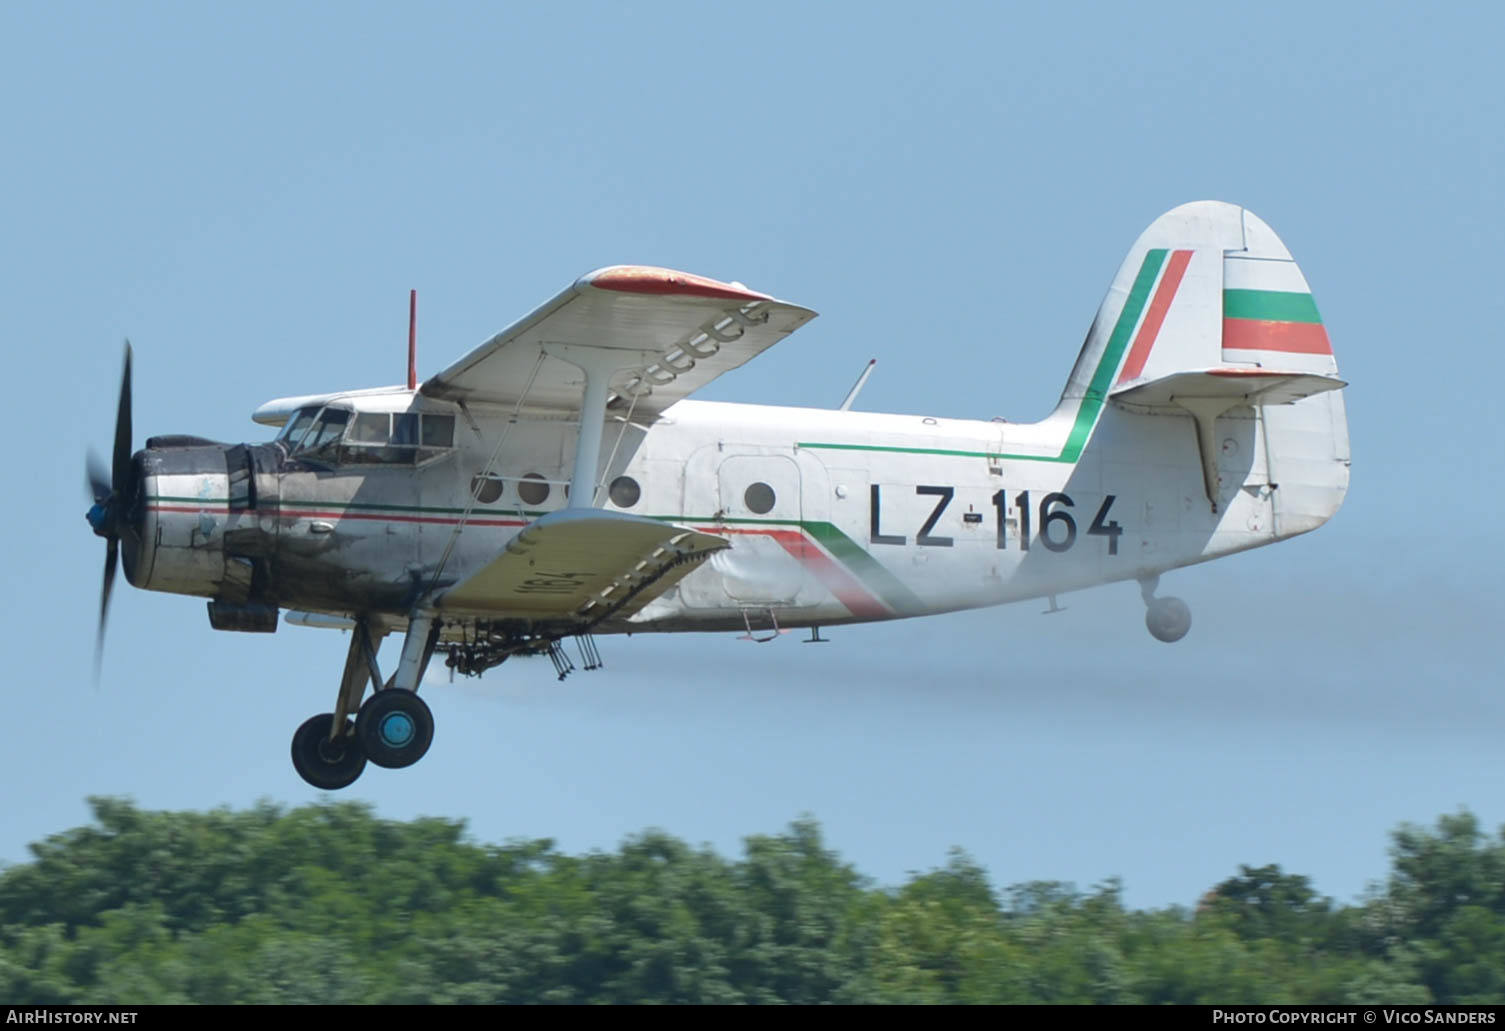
(1146, 596), (1192, 643)
(356, 689), (434, 770)
(291, 713), (367, 789)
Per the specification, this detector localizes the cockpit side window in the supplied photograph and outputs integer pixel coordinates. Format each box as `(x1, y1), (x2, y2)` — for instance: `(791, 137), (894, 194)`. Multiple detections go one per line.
(336, 410), (457, 465)
(391, 413), (420, 447)
(421, 414), (455, 447)
(347, 413), (389, 444)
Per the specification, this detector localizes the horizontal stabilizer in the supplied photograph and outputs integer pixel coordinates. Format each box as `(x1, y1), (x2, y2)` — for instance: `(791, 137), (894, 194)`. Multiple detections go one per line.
(436, 509), (727, 622)
(1111, 368), (1346, 410)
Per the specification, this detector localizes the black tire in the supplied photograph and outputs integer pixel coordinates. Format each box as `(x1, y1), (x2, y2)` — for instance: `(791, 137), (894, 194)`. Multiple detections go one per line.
(1146, 596), (1192, 643)
(356, 689), (434, 770)
(291, 713), (367, 790)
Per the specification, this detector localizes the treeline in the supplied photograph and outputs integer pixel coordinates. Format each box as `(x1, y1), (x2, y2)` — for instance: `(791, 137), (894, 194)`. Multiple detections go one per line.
(1, 799), (1502, 1003)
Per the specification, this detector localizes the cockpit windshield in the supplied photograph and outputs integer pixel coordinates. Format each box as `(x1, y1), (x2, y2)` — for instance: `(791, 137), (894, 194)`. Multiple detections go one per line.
(277, 406), (320, 447)
(304, 408), (350, 450)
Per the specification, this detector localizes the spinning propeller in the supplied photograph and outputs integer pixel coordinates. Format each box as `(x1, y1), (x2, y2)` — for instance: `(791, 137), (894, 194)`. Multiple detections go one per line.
(85, 342), (136, 675)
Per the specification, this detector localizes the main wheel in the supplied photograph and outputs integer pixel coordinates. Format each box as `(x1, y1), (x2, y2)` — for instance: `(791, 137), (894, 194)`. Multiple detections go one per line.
(291, 713), (367, 789)
(1146, 596), (1192, 643)
(356, 689), (434, 769)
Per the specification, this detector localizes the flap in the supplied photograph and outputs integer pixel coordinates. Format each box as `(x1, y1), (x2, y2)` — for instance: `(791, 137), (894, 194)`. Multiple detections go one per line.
(421, 267), (817, 420)
(435, 509), (728, 622)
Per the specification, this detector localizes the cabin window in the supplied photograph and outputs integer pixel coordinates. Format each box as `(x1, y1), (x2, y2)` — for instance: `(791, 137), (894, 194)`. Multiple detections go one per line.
(470, 475), (504, 504)
(744, 482), (776, 514)
(609, 475), (641, 509)
(517, 473), (550, 506)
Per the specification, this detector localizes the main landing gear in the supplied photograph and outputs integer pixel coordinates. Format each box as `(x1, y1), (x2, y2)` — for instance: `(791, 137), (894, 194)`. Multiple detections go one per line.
(290, 612), (440, 790)
(1139, 575), (1192, 644)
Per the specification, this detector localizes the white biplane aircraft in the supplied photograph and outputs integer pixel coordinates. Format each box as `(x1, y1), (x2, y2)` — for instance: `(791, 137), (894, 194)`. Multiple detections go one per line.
(86, 201), (1348, 789)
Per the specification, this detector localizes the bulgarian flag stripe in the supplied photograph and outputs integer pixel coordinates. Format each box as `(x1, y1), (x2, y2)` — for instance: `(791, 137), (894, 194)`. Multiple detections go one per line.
(1116, 249), (1194, 384)
(1223, 288), (1332, 355)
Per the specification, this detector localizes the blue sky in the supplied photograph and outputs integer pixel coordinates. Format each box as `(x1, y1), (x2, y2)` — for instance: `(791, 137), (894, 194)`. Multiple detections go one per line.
(2, 2), (1500, 909)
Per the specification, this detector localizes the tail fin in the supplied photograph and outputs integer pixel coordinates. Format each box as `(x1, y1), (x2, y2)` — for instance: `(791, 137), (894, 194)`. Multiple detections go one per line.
(1064, 201), (1348, 531)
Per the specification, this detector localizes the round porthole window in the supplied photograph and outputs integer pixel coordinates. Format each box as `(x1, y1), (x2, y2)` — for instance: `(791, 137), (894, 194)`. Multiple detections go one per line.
(744, 482), (775, 514)
(470, 475), (504, 504)
(517, 473), (550, 506)
(609, 475), (641, 508)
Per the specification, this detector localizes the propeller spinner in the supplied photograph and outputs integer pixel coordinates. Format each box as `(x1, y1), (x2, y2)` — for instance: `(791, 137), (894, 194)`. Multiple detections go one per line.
(85, 342), (136, 675)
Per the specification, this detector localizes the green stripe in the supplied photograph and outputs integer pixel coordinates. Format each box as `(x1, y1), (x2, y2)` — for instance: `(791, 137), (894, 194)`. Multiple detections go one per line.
(803, 521), (924, 615)
(799, 247), (1169, 464)
(660, 514), (923, 615)
(1063, 247), (1167, 460)
(1223, 289), (1322, 324)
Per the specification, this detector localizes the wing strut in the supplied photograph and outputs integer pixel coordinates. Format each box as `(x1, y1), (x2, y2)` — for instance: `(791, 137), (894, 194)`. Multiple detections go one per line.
(545, 344), (659, 508)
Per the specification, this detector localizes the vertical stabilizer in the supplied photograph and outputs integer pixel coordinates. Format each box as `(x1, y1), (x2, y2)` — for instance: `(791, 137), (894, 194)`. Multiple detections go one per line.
(1063, 202), (1348, 534)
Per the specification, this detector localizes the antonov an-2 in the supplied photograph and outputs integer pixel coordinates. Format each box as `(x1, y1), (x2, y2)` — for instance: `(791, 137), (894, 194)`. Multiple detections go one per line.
(85, 201), (1349, 789)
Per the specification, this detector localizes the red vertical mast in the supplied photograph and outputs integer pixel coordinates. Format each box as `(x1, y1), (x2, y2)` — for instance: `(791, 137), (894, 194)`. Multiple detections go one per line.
(407, 289), (418, 391)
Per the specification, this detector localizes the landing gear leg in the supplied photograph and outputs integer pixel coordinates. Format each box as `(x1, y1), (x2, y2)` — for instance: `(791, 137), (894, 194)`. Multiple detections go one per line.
(290, 619), (387, 790)
(355, 610), (439, 770)
(1139, 575), (1192, 644)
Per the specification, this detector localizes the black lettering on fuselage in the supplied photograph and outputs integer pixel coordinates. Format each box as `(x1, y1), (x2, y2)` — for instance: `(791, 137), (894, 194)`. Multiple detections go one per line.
(915, 485), (955, 547)
(869, 484), (906, 545)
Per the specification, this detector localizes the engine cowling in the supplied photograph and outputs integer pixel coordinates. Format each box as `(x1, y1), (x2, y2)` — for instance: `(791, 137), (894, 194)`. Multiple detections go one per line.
(129, 441), (280, 603)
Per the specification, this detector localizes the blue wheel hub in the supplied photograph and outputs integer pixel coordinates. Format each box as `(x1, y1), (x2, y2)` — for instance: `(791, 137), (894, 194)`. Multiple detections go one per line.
(378, 711), (416, 749)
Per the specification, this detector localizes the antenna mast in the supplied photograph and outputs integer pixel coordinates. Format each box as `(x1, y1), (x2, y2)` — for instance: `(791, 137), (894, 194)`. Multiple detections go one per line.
(407, 289), (418, 390)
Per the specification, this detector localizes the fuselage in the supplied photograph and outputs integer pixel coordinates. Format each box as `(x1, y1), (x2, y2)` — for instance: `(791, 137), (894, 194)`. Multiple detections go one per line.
(128, 383), (1347, 637)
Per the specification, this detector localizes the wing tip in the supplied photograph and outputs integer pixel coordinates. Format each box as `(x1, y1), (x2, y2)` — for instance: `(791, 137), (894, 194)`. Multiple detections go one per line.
(580, 265), (775, 303)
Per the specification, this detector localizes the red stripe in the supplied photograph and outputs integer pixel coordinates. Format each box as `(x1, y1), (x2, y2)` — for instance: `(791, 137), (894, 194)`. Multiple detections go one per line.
(1222, 318), (1333, 355)
(585, 266), (772, 302)
(697, 526), (891, 620)
(1116, 249), (1193, 384)
(149, 505), (527, 528)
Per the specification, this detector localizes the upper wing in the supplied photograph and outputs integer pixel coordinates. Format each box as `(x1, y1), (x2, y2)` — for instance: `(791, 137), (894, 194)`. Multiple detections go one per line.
(421, 267), (817, 419)
(435, 509), (727, 624)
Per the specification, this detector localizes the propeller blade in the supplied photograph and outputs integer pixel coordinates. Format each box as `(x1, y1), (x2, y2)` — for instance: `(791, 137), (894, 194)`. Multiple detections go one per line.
(86, 450), (111, 503)
(96, 537), (118, 679)
(112, 341), (133, 497)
